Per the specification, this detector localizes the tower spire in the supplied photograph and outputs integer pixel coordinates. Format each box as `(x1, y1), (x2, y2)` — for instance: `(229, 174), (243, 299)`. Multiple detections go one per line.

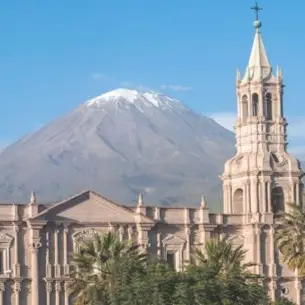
(242, 2), (272, 84)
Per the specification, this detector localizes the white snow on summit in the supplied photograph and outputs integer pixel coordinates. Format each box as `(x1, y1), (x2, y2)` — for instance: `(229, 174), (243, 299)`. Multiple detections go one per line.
(85, 88), (187, 111)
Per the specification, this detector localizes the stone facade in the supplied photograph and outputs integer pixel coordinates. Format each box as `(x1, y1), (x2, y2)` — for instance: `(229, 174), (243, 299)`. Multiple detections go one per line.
(0, 14), (304, 305)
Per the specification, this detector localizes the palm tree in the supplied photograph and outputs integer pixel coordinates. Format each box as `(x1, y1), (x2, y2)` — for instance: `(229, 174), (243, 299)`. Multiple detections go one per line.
(275, 203), (305, 275)
(69, 231), (147, 305)
(191, 238), (266, 305)
(194, 237), (254, 276)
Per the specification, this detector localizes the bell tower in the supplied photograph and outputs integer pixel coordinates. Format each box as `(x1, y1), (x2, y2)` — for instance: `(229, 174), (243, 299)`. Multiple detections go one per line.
(222, 4), (303, 216)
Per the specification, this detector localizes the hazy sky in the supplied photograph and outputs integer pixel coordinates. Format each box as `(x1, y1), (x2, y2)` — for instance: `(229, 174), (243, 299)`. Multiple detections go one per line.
(0, 1), (304, 159)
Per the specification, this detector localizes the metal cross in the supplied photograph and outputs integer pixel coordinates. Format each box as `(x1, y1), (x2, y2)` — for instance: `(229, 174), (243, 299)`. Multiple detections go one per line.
(251, 1), (263, 20)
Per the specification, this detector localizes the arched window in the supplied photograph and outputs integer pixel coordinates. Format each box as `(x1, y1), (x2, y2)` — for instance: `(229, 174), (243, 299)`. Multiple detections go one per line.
(265, 93), (272, 120)
(242, 95), (248, 122)
(252, 93), (259, 116)
(271, 187), (285, 214)
(233, 188), (244, 214)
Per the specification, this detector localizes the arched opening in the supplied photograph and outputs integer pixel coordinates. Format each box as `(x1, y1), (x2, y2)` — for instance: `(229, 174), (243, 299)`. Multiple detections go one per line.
(233, 188), (244, 214)
(242, 95), (248, 122)
(265, 93), (272, 120)
(252, 93), (259, 116)
(271, 187), (285, 213)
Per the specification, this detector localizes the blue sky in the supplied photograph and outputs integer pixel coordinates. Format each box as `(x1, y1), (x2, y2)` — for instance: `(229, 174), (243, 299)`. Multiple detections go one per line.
(0, 0), (305, 159)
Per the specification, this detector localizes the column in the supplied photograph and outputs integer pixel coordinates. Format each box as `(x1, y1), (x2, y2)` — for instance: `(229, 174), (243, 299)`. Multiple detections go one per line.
(46, 282), (52, 305)
(261, 181), (266, 213)
(119, 226), (124, 242)
(294, 269), (301, 305)
(45, 230), (52, 278)
(228, 185), (232, 214)
(63, 225), (69, 275)
(55, 282), (61, 305)
(269, 280), (276, 303)
(54, 227), (61, 278)
(267, 182), (271, 212)
(246, 182), (251, 213)
(14, 281), (21, 305)
(157, 233), (161, 257)
(30, 241), (41, 305)
(184, 226), (191, 265)
(128, 226), (133, 241)
(296, 183), (300, 205)
(0, 282), (4, 305)
(13, 225), (20, 277)
(251, 180), (258, 213)
(64, 282), (70, 305)
(269, 226), (276, 278)
(255, 226), (262, 274)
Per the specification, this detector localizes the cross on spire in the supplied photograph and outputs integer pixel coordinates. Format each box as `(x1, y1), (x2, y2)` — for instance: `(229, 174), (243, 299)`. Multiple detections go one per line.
(251, 1), (263, 21)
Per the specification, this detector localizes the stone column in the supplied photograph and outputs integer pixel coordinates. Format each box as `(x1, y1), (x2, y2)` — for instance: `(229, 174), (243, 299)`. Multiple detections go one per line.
(45, 230), (52, 278)
(13, 224), (20, 277)
(157, 233), (161, 257)
(119, 226), (124, 242)
(294, 269), (301, 305)
(54, 227), (61, 278)
(184, 226), (191, 265)
(269, 226), (277, 280)
(128, 226), (133, 241)
(267, 182), (271, 212)
(228, 185), (232, 213)
(63, 225), (70, 275)
(246, 182), (251, 213)
(255, 226), (262, 274)
(261, 181), (266, 213)
(64, 282), (70, 305)
(251, 179), (258, 213)
(14, 281), (21, 305)
(296, 183), (300, 205)
(0, 282), (5, 305)
(55, 282), (61, 305)
(269, 279), (276, 303)
(46, 282), (52, 305)
(30, 241), (41, 305)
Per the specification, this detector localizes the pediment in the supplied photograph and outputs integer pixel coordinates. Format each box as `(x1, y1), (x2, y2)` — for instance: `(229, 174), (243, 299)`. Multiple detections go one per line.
(32, 191), (155, 225)
(162, 234), (186, 246)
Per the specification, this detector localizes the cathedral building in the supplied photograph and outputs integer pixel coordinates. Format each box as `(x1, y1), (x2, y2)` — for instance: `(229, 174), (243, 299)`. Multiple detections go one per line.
(0, 8), (303, 305)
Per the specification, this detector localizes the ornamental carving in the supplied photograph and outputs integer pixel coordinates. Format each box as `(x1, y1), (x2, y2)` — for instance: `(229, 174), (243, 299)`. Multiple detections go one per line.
(0, 233), (13, 243)
(46, 282), (52, 292)
(72, 228), (98, 243)
(0, 282), (5, 292)
(14, 282), (21, 292)
(55, 282), (62, 292)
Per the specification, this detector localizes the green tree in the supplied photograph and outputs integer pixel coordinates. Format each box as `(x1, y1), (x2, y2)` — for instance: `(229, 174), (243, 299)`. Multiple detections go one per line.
(69, 231), (146, 305)
(275, 203), (305, 275)
(192, 238), (267, 305)
(195, 237), (254, 276)
(270, 297), (297, 305)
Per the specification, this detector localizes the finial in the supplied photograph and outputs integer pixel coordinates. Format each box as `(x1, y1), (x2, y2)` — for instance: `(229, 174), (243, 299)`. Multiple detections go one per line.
(200, 195), (207, 208)
(29, 191), (36, 205)
(236, 69), (241, 83)
(251, 1), (263, 29)
(137, 192), (144, 207)
(277, 65), (282, 79)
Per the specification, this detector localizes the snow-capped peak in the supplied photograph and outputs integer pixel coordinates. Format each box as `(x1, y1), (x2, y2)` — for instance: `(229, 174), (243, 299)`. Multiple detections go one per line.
(85, 88), (186, 111)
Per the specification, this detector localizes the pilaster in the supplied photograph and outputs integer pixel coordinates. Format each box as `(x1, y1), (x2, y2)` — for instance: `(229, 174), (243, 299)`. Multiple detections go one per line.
(55, 281), (62, 305)
(13, 224), (21, 277)
(45, 281), (52, 305)
(54, 226), (61, 278)
(63, 225), (70, 275)
(0, 281), (5, 305)
(14, 281), (21, 305)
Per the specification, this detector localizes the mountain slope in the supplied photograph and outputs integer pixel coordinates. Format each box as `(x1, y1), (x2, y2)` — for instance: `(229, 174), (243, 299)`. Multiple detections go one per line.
(0, 89), (235, 210)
